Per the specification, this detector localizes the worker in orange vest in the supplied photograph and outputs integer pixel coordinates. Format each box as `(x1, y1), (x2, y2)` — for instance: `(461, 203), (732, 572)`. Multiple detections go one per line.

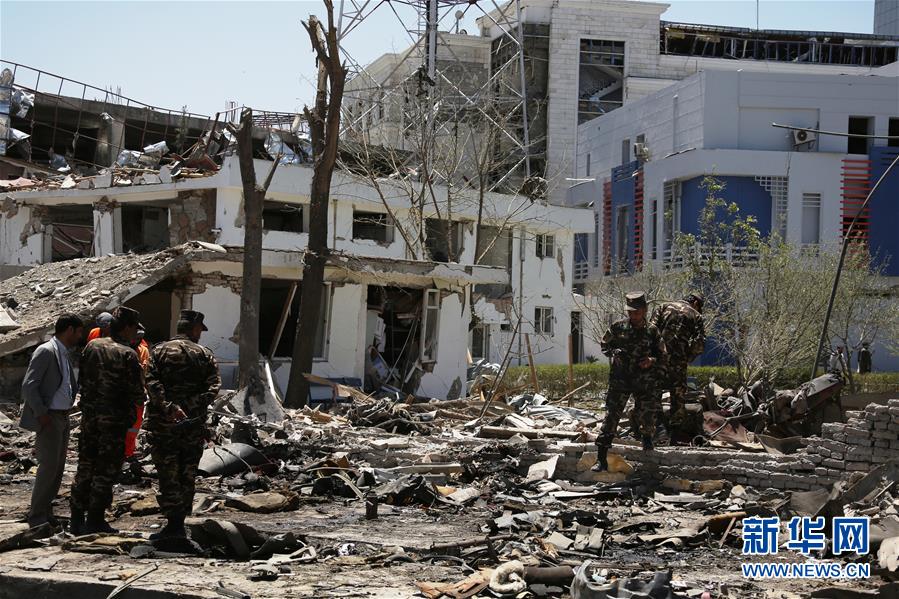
(87, 312), (113, 342)
(87, 312), (148, 458)
(125, 327), (150, 458)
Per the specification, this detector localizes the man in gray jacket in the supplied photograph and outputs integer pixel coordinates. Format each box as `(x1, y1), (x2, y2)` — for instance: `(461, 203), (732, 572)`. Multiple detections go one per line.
(20, 314), (84, 529)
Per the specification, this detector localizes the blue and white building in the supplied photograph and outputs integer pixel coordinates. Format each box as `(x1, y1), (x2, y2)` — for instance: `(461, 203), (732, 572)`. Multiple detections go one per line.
(570, 66), (899, 369)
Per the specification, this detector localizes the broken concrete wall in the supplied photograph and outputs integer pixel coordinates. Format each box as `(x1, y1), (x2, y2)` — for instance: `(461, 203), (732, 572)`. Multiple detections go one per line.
(419, 290), (470, 400)
(178, 270), (243, 361)
(474, 225), (580, 367)
(170, 189), (216, 246)
(91, 197), (120, 256)
(0, 201), (45, 266)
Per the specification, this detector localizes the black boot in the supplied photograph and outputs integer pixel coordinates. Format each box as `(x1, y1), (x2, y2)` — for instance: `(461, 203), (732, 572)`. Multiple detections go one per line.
(642, 436), (654, 451)
(83, 510), (118, 535)
(591, 445), (609, 472)
(69, 509), (85, 536)
(150, 513), (186, 541)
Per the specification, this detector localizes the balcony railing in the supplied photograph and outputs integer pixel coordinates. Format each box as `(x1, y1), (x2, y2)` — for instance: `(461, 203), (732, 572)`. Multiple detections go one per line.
(662, 243), (760, 269)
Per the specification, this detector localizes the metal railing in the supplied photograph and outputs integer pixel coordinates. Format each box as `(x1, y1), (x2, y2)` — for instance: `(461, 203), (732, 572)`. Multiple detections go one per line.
(662, 243), (761, 269)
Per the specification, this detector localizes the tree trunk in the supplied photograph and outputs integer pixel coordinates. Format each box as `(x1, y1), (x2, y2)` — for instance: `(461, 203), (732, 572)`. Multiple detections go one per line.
(235, 108), (264, 394)
(284, 4), (346, 408)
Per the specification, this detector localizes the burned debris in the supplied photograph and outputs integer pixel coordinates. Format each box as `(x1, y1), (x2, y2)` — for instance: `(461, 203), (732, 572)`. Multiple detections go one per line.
(0, 356), (896, 597)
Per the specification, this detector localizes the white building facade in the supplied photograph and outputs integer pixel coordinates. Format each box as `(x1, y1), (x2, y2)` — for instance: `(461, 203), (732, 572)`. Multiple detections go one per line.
(0, 156), (593, 398)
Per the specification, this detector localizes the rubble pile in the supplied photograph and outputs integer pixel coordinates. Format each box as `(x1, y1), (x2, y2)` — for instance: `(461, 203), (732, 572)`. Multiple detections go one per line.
(0, 371), (896, 597)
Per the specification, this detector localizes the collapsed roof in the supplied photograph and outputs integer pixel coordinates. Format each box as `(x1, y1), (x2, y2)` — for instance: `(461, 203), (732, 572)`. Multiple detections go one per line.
(0, 241), (224, 357)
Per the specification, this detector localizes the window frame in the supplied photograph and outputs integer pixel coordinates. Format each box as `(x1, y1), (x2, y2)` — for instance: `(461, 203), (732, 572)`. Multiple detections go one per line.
(536, 233), (556, 259)
(534, 306), (554, 336)
(421, 289), (441, 363)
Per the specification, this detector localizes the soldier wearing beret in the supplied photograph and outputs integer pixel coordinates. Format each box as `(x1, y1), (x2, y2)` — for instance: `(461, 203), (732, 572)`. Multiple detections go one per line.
(71, 306), (145, 534)
(145, 310), (220, 540)
(593, 292), (667, 472)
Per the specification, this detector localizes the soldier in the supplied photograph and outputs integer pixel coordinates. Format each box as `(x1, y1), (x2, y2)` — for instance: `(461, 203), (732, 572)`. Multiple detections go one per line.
(71, 307), (145, 534)
(651, 293), (705, 435)
(593, 292), (667, 472)
(145, 310), (220, 540)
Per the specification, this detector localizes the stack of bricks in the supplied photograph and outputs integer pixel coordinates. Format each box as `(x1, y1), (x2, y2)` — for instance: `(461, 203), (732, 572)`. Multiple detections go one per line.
(525, 399), (899, 492)
(809, 399), (899, 475)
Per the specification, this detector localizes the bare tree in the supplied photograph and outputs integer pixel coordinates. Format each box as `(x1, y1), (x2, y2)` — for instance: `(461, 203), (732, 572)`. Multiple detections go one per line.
(284, 0), (347, 408)
(827, 248), (898, 391)
(230, 108), (279, 393)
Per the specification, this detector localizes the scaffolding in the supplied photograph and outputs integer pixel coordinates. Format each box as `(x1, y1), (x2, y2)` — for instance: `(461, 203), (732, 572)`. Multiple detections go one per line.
(336, 0), (534, 186)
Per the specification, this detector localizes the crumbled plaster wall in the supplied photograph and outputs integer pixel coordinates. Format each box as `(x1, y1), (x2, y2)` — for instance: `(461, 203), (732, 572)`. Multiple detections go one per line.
(20, 205), (48, 246)
(170, 190), (216, 246)
(185, 275), (242, 362)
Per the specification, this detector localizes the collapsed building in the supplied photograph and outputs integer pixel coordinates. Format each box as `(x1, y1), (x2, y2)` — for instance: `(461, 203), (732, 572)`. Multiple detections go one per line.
(0, 62), (594, 401)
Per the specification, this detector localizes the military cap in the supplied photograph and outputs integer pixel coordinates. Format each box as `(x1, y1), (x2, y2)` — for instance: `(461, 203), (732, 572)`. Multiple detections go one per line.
(113, 306), (143, 328)
(684, 292), (704, 308)
(179, 309), (209, 331)
(96, 311), (113, 328)
(625, 292), (647, 311)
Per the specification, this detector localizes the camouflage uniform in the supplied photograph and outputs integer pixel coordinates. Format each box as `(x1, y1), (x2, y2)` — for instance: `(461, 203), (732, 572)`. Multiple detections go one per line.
(145, 335), (220, 519)
(597, 317), (667, 448)
(71, 337), (144, 515)
(651, 300), (705, 422)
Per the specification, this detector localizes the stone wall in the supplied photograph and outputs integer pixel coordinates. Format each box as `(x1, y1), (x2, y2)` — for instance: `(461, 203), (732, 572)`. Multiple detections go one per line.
(170, 190), (216, 246)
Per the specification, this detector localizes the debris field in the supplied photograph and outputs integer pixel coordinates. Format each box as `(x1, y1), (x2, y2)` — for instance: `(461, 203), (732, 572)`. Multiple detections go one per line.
(0, 375), (897, 599)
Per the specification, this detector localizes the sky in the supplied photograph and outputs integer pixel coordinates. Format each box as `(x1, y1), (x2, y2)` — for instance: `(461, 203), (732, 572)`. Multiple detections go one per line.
(0, 0), (881, 117)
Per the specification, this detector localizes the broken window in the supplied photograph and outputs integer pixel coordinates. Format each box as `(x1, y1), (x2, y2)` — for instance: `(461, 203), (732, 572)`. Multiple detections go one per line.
(425, 219), (463, 262)
(534, 306), (554, 336)
(536, 233), (555, 259)
(475, 226), (514, 299)
(259, 280), (330, 360)
(421, 289), (441, 363)
(470, 321), (489, 361)
(578, 39), (624, 124)
(122, 205), (169, 254)
(262, 201), (305, 234)
(847, 117), (872, 154)
(47, 206), (93, 262)
(802, 193), (822, 246)
(477, 226), (512, 268)
(353, 210), (394, 243)
(889, 118), (899, 148)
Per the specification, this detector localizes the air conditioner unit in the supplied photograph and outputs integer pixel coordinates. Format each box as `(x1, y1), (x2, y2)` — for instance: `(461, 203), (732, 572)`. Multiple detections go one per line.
(633, 142), (651, 161)
(792, 129), (816, 147)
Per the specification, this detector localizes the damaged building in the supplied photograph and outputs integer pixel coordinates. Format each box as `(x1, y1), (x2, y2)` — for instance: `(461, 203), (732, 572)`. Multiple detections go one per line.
(0, 62), (594, 400)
